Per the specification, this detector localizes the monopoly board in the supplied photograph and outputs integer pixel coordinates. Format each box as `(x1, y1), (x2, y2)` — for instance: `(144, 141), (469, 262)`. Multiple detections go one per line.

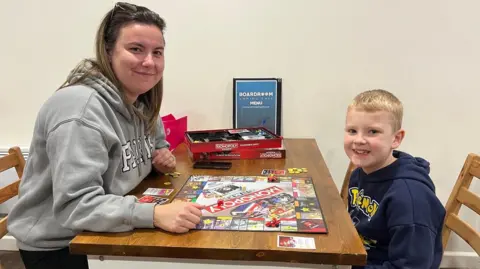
(172, 175), (328, 233)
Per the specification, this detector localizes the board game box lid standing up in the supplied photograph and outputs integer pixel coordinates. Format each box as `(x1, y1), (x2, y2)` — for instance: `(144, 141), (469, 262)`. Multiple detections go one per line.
(172, 175), (328, 233)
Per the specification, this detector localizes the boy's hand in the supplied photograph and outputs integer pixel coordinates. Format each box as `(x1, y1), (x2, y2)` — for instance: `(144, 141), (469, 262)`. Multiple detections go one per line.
(152, 148), (176, 173)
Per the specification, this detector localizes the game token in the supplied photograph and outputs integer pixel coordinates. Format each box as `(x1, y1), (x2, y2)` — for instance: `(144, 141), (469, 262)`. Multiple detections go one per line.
(288, 168), (299, 174)
(288, 168), (307, 174)
(271, 217), (280, 227)
(267, 174), (278, 182)
(165, 172), (181, 178)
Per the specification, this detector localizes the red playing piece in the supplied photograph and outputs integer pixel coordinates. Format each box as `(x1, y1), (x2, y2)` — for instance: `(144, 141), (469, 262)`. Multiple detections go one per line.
(271, 217), (280, 227)
(268, 175), (278, 182)
(217, 200), (224, 207)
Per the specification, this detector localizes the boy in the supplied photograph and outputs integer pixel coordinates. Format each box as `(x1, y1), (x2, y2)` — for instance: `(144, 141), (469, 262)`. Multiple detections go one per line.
(343, 89), (445, 268)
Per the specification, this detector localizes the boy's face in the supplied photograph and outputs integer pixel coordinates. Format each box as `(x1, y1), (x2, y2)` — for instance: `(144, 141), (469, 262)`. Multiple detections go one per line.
(344, 108), (405, 174)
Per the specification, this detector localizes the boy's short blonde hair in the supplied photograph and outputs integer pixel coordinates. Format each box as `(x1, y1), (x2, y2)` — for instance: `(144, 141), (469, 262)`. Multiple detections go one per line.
(348, 89), (403, 131)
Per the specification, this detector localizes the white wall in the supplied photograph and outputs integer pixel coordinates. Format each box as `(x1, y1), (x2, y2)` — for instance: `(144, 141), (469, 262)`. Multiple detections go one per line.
(0, 0), (478, 267)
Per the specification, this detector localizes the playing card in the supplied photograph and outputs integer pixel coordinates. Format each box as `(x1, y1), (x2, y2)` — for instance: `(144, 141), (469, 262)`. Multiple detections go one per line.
(261, 169), (286, 176)
(277, 235), (316, 249)
(143, 188), (174, 196)
(138, 195), (157, 203)
(261, 169), (272, 175)
(138, 195), (170, 205)
(155, 197), (169, 205)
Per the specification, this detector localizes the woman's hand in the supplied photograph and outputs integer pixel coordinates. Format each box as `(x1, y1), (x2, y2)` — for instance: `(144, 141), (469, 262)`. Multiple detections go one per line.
(153, 202), (204, 233)
(152, 148), (176, 173)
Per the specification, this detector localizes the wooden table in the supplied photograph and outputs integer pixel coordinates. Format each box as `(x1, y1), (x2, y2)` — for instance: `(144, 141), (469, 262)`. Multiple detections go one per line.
(70, 138), (366, 266)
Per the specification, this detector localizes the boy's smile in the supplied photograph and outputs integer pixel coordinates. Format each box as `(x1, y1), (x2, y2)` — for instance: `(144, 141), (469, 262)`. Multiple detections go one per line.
(344, 108), (404, 174)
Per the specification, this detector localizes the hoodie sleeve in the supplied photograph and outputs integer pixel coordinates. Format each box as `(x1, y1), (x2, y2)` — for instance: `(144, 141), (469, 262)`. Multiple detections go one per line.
(364, 181), (441, 269)
(155, 116), (170, 149)
(46, 119), (155, 232)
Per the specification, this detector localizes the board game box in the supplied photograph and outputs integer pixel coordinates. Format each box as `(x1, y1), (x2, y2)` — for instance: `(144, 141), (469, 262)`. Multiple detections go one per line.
(172, 175), (328, 233)
(187, 146), (286, 161)
(184, 127), (283, 154)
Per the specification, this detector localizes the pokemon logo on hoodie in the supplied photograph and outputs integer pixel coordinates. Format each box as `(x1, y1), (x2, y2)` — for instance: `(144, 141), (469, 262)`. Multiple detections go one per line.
(349, 187), (380, 221)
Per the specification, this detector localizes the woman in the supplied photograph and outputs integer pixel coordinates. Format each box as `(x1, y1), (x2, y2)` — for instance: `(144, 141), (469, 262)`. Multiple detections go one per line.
(7, 3), (203, 268)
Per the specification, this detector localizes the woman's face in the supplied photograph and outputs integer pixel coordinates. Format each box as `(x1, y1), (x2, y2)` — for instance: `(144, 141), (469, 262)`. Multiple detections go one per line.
(110, 23), (165, 103)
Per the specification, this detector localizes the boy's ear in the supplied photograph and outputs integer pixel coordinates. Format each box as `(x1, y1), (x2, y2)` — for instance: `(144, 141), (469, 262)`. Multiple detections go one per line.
(392, 129), (405, 149)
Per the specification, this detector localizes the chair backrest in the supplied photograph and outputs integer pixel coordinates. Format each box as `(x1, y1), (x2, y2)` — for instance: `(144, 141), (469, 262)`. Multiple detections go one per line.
(340, 161), (356, 208)
(0, 146), (25, 238)
(442, 153), (480, 255)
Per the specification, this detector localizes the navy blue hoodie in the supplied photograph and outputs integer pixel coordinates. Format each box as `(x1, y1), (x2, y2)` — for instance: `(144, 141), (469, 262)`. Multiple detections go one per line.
(348, 150), (445, 269)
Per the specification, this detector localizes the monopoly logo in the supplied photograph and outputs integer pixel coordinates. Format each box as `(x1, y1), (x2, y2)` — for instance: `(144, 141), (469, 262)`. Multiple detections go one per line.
(260, 152), (282, 158)
(205, 186), (284, 213)
(215, 143), (238, 150)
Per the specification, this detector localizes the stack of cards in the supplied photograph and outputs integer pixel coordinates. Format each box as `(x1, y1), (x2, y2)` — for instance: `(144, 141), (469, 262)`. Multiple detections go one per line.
(277, 235), (316, 249)
(143, 188), (174, 196)
(137, 188), (174, 205)
(138, 195), (169, 205)
(261, 169), (286, 175)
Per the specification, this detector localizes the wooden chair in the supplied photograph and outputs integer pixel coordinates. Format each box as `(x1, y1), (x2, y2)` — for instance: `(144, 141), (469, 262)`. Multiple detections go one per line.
(442, 153), (480, 256)
(0, 147), (25, 240)
(340, 161), (356, 208)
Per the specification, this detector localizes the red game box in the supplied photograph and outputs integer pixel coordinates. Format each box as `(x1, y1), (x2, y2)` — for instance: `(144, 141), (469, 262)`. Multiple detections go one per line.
(184, 127), (283, 154)
(187, 145), (286, 161)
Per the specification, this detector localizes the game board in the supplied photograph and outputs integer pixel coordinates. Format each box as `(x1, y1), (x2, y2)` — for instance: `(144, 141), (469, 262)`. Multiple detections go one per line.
(172, 175), (328, 233)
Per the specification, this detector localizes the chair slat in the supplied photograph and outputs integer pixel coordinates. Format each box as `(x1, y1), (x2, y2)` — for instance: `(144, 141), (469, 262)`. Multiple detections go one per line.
(0, 180), (20, 204)
(341, 162), (356, 208)
(0, 216), (7, 239)
(8, 147), (25, 179)
(457, 187), (480, 216)
(0, 154), (18, 174)
(442, 153), (480, 252)
(445, 213), (480, 255)
(470, 157), (480, 178)
(0, 147), (25, 242)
